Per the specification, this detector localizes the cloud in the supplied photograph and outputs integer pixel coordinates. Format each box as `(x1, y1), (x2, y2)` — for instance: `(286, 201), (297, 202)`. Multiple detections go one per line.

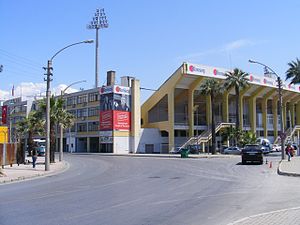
(223, 39), (255, 52)
(0, 82), (79, 101)
(179, 38), (257, 61)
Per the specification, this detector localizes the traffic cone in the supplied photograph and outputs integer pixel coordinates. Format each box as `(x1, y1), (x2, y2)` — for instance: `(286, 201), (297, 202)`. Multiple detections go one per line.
(269, 161), (272, 169)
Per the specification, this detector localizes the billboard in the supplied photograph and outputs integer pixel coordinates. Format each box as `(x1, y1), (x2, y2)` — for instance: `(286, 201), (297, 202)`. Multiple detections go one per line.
(99, 110), (131, 131)
(99, 85), (131, 131)
(2, 105), (7, 125)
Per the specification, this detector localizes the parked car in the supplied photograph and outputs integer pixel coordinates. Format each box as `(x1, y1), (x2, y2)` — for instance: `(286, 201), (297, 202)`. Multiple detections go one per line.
(272, 144), (281, 152)
(223, 146), (241, 155)
(241, 144), (263, 165)
(36, 146), (45, 156)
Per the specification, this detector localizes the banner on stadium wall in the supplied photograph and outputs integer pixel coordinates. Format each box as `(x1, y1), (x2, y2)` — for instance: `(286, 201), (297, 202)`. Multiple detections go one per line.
(1, 105), (7, 125)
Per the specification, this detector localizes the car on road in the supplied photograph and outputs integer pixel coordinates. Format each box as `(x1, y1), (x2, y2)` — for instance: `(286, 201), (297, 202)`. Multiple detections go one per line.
(223, 146), (241, 155)
(36, 146), (45, 156)
(241, 144), (263, 164)
(272, 144), (281, 152)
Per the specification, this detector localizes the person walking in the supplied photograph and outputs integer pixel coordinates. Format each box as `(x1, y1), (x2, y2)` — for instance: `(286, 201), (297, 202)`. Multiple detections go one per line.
(285, 144), (293, 162)
(32, 147), (37, 168)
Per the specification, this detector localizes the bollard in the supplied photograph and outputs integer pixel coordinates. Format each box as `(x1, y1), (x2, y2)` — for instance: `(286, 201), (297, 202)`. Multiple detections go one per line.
(269, 161), (272, 168)
(265, 158), (268, 164)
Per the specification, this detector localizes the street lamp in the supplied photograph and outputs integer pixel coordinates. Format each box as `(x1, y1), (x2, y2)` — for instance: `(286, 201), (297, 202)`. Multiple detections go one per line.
(248, 59), (285, 160)
(44, 40), (93, 171)
(59, 80), (87, 162)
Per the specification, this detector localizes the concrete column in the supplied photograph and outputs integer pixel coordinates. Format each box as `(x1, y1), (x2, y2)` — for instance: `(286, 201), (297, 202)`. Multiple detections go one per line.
(249, 97), (256, 133)
(87, 137), (90, 153)
(238, 86), (251, 129)
(296, 102), (300, 125)
(206, 95), (211, 126)
(291, 103), (295, 128)
(168, 89), (175, 152)
(222, 91), (229, 123)
(262, 89), (275, 138)
(283, 101), (287, 130)
(188, 90), (194, 138)
(262, 98), (267, 138)
(273, 98), (278, 138)
(239, 96), (244, 129)
(130, 79), (141, 153)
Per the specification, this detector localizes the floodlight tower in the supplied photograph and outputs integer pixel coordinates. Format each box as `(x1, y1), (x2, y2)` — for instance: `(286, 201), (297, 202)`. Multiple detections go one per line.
(87, 8), (109, 88)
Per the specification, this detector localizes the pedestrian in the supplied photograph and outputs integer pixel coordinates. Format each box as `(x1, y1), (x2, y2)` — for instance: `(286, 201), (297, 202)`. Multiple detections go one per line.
(285, 144), (293, 161)
(32, 147), (37, 168)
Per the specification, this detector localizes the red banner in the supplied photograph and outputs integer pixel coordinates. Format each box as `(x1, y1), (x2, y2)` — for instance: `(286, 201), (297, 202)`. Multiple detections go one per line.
(2, 105), (7, 125)
(100, 111), (113, 130)
(113, 111), (130, 131)
(99, 110), (131, 131)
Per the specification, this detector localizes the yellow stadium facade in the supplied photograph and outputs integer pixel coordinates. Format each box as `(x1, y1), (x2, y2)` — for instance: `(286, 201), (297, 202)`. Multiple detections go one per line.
(141, 62), (300, 152)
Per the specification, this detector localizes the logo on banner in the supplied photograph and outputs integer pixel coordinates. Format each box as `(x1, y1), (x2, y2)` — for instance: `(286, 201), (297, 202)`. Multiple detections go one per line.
(188, 65), (205, 74)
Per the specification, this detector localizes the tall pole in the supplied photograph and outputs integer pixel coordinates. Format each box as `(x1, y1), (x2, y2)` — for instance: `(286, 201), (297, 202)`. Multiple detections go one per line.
(87, 8), (108, 88)
(95, 28), (99, 88)
(44, 40), (93, 171)
(249, 59), (285, 160)
(45, 60), (52, 171)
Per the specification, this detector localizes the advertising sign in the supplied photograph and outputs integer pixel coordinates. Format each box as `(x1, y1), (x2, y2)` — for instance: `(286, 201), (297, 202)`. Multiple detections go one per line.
(113, 111), (131, 131)
(100, 136), (113, 143)
(100, 111), (113, 130)
(1, 105), (7, 125)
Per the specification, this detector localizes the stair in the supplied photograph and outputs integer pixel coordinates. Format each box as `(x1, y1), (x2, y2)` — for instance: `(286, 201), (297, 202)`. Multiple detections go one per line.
(180, 122), (235, 149)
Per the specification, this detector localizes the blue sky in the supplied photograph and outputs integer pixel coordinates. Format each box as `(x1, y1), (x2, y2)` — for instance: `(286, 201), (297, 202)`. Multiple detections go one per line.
(1, 0), (300, 102)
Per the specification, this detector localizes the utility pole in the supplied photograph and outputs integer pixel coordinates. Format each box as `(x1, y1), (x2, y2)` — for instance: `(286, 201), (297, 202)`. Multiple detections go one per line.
(87, 8), (108, 88)
(43, 60), (53, 171)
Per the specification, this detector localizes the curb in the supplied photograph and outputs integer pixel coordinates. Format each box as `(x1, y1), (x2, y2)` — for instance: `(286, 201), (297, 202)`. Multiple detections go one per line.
(0, 161), (70, 185)
(73, 153), (236, 159)
(277, 160), (300, 177)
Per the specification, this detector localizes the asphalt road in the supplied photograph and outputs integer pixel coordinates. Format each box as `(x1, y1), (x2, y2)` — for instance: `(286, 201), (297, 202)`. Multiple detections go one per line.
(1, 153), (300, 225)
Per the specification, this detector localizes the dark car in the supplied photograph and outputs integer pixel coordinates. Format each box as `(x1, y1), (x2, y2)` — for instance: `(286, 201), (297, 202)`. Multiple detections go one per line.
(241, 144), (263, 164)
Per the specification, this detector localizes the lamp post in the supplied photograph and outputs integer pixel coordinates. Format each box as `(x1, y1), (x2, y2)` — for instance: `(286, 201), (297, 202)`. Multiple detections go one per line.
(248, 59), (285, 160)
(44, 40), (93, 171)
(59, 80), (87, 161)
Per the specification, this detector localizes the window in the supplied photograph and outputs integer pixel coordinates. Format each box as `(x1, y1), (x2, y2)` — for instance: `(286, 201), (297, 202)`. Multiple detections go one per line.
(67, 110), (76, 117)
(88, 122), (99, 131)
(89, 92), (99, 102)
(67, 97), (76, 106)
(77, 108), (87, 118)
(78, 95), (87, 104)
(77, 123), (87, 132)
(88, 107), (99, 117)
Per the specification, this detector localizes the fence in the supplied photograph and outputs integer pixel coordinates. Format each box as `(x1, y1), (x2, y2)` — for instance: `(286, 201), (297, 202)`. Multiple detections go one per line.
(0, 143), (19, 168)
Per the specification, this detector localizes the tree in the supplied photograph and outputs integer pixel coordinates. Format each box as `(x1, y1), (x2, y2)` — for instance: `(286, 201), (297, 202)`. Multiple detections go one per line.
(286, 58), (300, 84)
(15, 111), (44, 158)
(224, 68), (249, 129)
(38, 96), (75, 163)
(199, 78), (223, 154)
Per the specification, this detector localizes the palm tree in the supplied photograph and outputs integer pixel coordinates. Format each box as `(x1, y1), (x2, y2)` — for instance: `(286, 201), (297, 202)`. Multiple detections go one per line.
(286, 58), (300, 84)
(15, 111), (44, 157)
(199, 78), (222, 154)
(38, 96), (75, 163)
(224, 68), (249, 129)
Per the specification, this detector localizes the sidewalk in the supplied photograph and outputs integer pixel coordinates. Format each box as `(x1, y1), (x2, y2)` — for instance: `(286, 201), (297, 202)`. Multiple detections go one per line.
(278, 156), (300, 177)
(0, 156), (68, 184)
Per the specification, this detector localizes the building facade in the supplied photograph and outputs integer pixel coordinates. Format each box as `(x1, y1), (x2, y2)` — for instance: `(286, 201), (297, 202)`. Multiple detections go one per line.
(141, 62), (300, 152)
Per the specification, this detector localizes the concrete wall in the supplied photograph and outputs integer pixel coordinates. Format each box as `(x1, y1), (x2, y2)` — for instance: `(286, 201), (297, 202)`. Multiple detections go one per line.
(137, 128), (162, 153)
